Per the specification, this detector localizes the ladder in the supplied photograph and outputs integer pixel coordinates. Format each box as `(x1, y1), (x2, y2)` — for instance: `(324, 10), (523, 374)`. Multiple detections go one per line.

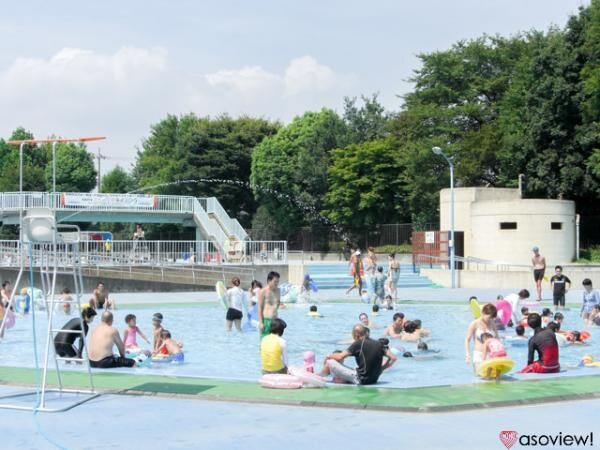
(0, 208), (100, 412)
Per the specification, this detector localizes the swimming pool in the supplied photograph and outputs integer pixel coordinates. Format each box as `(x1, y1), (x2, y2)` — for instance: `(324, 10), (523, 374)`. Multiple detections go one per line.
(1, 301), (598, 388)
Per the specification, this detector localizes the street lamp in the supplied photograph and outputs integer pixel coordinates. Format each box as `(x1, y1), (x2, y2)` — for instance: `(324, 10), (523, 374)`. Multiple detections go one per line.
(432, 146), (455, 288)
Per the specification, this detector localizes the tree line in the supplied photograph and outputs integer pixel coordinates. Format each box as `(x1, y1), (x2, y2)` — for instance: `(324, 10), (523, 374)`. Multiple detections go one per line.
(2, 1), (600, 243)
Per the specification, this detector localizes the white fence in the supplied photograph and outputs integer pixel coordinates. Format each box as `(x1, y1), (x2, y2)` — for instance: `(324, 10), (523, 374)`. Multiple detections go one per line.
(0, 240), (287, 268)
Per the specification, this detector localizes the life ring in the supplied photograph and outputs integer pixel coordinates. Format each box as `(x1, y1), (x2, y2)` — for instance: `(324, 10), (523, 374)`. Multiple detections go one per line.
(477, 357), (514, 379)
(288, 366), (326, 388)
(495, 300), (512, 326)
(152, 353), (184, 364)
(259, 374), (303, 389)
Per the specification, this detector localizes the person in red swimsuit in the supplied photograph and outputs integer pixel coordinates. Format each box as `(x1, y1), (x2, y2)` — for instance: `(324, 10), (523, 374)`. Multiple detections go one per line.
(519, 313), (560, 374)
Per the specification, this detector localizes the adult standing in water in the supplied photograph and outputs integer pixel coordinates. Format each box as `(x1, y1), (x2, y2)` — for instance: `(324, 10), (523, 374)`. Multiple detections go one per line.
(364, 247), (377, 296)
(257, 271), (281, 340)
(89, 282), (116, 310)
(464, 303), (499, 373)
(531, 246), (546, 302)
(225, 276), (245, 331)
(387, 253), (400, 301)
(345, 248), (364, 297)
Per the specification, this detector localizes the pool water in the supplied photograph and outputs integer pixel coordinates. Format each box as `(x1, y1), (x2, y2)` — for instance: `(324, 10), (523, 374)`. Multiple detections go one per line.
(1, 301), (598, 388)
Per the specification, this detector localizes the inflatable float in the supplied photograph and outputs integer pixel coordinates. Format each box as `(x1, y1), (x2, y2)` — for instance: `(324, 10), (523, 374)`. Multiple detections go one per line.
(288, 366), (326, 388)
(495, 299), (512, 326)
(477, 357), (514, 379)
(470, 298), (481, 319)
(259, 373), (303, 389)
(215, 281), (228, 310)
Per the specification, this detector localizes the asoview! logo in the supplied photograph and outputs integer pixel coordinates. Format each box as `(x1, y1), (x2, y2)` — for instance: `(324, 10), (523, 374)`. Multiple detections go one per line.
(499, 431), (594, 448)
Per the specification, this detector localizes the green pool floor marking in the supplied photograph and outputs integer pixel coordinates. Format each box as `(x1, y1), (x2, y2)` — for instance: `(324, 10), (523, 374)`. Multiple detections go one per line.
(1, 366), (599, 412)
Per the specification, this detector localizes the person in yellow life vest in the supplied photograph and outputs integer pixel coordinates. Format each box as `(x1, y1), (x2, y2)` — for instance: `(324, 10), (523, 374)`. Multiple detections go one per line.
(260, 318), (288, 374)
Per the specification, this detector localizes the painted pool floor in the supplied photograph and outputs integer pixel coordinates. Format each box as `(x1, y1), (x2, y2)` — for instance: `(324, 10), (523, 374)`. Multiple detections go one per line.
(0, 384), (598, 450)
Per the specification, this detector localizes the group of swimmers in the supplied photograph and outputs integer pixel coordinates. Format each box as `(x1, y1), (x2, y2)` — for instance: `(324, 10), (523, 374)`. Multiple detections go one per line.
(52, 283), (184, 368)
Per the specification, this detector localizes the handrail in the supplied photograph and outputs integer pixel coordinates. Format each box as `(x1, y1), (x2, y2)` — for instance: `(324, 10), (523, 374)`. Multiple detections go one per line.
(0, 239), (288, 267)
(0, 192), (248, 242)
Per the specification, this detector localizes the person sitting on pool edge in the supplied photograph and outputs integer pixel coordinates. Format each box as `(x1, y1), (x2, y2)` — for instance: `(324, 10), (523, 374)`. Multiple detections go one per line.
(383, 312), (406, 338)
(257, 271), (281, 340)
(320, 324), (396, 385)
(518, 312), (560, 374)
(88, 311), (137, 369)
(156, 330), (184, 362)
(260, 318), (288, 374)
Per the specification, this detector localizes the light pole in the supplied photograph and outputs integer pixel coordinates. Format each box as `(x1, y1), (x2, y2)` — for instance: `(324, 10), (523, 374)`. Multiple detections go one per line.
(432, 146), (455, 288)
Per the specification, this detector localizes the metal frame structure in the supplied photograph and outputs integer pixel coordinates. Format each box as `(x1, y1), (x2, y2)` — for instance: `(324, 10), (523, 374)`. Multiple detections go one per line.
(0, 137), (103, 412)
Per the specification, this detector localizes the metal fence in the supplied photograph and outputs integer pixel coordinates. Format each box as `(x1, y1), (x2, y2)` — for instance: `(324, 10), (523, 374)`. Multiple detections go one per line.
(0, 239), (287, 268)
(251, 223), (436, 252)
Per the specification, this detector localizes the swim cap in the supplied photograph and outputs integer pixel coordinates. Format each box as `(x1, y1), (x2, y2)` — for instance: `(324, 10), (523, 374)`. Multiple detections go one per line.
(152, 314), (163, 322)
(532, 246), (539, 252)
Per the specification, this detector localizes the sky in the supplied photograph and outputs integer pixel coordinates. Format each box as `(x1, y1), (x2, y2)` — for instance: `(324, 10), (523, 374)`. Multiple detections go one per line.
(0, 0), (588, 176)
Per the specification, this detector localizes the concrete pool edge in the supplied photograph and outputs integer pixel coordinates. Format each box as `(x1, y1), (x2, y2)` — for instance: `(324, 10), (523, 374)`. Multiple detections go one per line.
(1, 366), (599, 413)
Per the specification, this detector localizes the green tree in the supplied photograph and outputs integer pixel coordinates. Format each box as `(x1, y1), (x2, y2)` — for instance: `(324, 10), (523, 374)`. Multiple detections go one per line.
(343, 94), (391, 143)
(0, 127), (47, 192)
(135, 114), (278, 226)
(44, 142), (97, 192)
(250, 109), (349, 236)
(324, 139), (407, 231)
(100, 166), (136, 193)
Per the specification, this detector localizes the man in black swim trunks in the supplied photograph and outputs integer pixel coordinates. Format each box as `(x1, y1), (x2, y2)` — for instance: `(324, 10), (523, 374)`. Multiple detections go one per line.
(88, 311), (136, 368)
(531, 246), (546, 302)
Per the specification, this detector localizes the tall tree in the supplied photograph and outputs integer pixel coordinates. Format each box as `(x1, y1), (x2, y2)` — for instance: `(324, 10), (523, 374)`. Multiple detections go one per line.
(250, 109), (349, 236)
(135, 114), (278, 226)
(44, 142), (97, 192)
(101, 166), (136, 193)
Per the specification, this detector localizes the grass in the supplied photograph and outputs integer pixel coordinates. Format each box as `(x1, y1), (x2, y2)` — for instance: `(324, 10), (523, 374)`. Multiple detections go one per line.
(577, 246), (600, 263)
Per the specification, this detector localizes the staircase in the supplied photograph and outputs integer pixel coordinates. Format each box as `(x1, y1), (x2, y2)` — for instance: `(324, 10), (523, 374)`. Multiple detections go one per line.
(305, 263), (433, 289)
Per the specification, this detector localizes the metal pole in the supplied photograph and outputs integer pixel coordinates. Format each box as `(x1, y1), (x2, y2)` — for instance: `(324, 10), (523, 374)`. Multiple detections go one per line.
(449, 160), (455, 289)
(52, 141), (57, 195)
(576, 214), (580, 260)
(19, 142), (24, 242)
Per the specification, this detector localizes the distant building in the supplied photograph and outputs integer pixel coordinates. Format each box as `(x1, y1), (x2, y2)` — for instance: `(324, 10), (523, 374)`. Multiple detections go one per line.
(439, 187), (575, 264)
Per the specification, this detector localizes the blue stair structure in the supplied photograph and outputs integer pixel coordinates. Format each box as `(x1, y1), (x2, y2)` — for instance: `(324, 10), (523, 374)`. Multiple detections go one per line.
(305, 263), (433, 289)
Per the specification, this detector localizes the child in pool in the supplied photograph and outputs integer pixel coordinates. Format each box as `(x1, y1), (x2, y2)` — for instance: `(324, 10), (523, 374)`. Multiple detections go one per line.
(303, 351), (315, 373)
(519, 307), (530, 327)
(156, 329), (184, 362)
(515, 325), (528, 339)
(307, 305), (322, 317)
(591, 305), (600, 326)
(481, 332), (507, 360)
(151, 313), (164, 353)
(541, 308), (553, 328)
(123, 314), (150, 351)
(361, 290), (370, 304)
(371, 304), (380, 316)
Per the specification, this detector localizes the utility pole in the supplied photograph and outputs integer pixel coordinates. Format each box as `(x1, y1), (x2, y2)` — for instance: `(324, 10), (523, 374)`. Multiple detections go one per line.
(96, 148), (107, 193)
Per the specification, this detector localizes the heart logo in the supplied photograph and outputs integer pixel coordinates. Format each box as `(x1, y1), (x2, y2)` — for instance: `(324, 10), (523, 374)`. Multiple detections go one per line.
(499, 431), (518, 449)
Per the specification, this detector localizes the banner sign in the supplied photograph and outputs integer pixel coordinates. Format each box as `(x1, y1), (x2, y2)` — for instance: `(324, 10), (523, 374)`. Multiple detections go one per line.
(61, 193), (157, 209)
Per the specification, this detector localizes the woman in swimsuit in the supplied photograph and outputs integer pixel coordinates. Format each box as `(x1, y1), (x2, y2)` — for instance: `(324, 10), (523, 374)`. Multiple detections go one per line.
(464, 303), (499, 373)
(387, 253), (400, 301)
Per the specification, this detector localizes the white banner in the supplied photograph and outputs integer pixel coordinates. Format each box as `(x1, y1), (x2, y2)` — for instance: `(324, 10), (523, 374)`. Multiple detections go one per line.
(61, 193), (156, 209)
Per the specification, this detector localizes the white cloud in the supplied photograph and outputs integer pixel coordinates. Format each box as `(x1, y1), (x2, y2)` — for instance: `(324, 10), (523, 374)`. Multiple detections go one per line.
(0, 48), (355, 174)
(283, 56), (336, 96)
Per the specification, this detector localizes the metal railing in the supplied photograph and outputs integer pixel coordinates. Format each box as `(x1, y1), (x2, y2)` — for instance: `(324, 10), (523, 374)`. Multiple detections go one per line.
(412, 253), (533, 273)
(203, 197), (249, 241)
(0, 239), (288, 267)
(0, 192), (248, 243)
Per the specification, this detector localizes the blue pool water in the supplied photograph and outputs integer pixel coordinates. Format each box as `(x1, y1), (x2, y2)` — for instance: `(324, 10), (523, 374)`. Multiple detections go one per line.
(1, 301), (598, 388)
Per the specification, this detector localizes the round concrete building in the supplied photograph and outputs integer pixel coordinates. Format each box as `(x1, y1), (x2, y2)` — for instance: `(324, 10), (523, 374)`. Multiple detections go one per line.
(440, 187), (576, 265)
